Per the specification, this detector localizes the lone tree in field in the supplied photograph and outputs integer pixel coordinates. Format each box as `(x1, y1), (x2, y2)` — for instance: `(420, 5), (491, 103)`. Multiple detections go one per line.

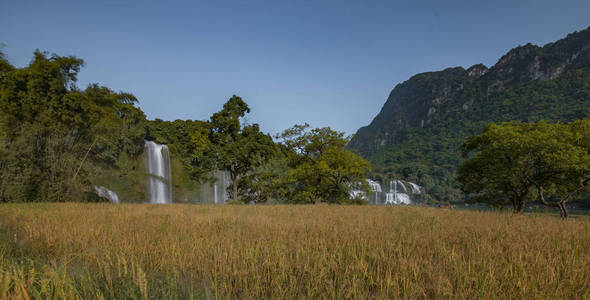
(458, 121), (590, 216)
(532, 120), (590, 217)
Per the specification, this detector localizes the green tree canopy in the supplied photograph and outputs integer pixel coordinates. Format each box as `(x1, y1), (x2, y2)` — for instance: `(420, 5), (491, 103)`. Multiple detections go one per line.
(199, 95), (276, 202)
(0, 51), (146, 202)
(458, 120), (590, 216)
(278, 124), (371, 204)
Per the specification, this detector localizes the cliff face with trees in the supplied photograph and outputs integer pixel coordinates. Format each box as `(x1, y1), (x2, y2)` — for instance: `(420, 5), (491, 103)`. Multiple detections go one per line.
(349, 27), (590, 203)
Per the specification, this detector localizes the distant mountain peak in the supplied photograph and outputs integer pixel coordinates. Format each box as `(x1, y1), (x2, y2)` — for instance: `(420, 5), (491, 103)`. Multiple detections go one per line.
(467, 64), (488, 78)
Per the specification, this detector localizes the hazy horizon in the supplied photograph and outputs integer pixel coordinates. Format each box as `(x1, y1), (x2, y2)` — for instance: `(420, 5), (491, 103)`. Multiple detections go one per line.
(2, 0), (589, 135)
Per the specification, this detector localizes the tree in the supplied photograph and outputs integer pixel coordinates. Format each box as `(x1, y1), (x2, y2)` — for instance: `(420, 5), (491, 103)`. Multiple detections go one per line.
(458, 121), (590, 215)
(277, 124), (371, 204)
(237, 151), (289, 204)
(0, 51), (147, 202)
(206, 95), (276, 202)
(532, 120), (590, 217)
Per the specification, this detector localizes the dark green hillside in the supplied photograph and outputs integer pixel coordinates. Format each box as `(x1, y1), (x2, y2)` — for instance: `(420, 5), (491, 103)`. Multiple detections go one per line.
(349, 27), (590, 203)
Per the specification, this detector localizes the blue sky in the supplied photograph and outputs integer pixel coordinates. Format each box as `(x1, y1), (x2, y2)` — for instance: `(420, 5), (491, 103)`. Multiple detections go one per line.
(2, 0), (590, 135)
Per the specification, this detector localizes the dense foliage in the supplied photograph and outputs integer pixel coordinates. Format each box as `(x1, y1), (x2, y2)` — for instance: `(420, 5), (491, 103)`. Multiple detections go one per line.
(196, 95), (277, 202)
(458, 121), (590, 216)
(0, 51), (146, 202)
(148, 106), (371, 204)
(277, 124), (371, 204)
(0, 50), (371, 204)
(349, 27), (590, 204)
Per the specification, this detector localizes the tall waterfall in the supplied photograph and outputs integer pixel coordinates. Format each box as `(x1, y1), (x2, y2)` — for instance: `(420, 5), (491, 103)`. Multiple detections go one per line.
(213, 170), (231, 204)
(145, 140), (173, 204)
(196, 170), (231, 204)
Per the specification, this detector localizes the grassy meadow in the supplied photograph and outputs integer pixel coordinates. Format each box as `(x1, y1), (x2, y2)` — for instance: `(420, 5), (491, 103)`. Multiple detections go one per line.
(0, 204), (589, 299)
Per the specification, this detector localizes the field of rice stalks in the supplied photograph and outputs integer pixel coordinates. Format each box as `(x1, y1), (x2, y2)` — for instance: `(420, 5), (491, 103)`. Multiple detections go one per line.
(0, 203), (589, 299)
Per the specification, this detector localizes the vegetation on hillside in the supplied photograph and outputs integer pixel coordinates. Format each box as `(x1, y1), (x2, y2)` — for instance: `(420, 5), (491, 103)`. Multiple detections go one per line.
(349, 27), (590, 204)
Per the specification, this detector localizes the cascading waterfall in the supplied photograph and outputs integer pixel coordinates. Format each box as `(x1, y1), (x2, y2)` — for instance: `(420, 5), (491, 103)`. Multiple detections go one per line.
(195, 170), (231, 204)
(145, 140), (173, 204)
(213, 170), (231, 204)
(94, 186), (120, 203)
(367, 179), (382, 204)
(408, 182), (421, 194)
(385, 180), (412, 205)
(350, 178), (422, 205)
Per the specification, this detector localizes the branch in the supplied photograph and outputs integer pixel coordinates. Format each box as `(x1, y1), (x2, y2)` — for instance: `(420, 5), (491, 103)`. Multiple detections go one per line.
(536, 186), (560, 208)
(71, 138), (97, 183)
(560, 177), (590, 204)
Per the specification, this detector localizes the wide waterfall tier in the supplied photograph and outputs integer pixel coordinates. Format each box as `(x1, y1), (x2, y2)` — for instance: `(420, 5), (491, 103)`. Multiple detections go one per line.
(144, 140), (173, 204)
(384, 180), (419, 205)
(349, 178), (422, 205)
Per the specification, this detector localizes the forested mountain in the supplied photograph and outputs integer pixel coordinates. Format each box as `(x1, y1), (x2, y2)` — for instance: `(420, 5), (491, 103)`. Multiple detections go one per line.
(349, 27), (590, 202)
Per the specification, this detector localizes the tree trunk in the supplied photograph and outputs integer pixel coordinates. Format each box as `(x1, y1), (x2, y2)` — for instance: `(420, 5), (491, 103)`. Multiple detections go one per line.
(514, 198), (525, 214)
(558, 202), (569, 219)
(536, 185), (569, 219)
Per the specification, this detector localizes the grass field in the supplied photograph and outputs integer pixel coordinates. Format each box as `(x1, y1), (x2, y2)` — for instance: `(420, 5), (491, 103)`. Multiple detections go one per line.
(0, 204), (589, 299)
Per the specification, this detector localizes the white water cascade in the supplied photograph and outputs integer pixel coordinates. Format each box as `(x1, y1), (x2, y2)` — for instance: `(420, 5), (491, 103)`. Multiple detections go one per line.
(94, 186), (120, 203)
(350, 178), (422, 205)
(213, 170), (231, 204)
(385, 180), (412, 205)
(145, 140), (173, 204)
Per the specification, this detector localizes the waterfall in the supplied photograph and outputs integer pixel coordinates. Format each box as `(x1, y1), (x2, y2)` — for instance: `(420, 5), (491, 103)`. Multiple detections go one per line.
(145, 140), (173, 204)
(367, 179), (382, 204)
(344, 178), (425, 205)
(390, 180), (408, 193)
(213, 170), (231, 204)
(94, 186), (120, 203)
(195, 170), (231, 204)
(349, 179), (382, 204)
(384, 180), (417, 205)
(408, 182), (421, 194)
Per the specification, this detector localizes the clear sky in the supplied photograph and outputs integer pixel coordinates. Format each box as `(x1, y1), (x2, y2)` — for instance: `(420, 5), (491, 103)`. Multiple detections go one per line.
(2, 0), (589, 135)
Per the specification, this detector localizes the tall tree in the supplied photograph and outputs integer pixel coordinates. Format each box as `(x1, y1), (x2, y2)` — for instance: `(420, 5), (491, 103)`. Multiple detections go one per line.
(207, 95), (275, 202)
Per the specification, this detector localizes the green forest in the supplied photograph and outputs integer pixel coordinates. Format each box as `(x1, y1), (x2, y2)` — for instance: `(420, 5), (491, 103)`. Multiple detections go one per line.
(2, 45), (590, 214)
(0, 50), (371, 204)
(367, 68), (590, 204)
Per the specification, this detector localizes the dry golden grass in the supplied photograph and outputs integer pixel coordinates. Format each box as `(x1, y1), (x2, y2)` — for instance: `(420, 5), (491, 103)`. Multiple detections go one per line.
(0, 203), (589, 299)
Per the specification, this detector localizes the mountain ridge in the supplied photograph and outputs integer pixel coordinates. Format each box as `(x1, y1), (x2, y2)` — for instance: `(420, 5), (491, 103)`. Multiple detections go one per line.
(349, 26), (590, 202)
